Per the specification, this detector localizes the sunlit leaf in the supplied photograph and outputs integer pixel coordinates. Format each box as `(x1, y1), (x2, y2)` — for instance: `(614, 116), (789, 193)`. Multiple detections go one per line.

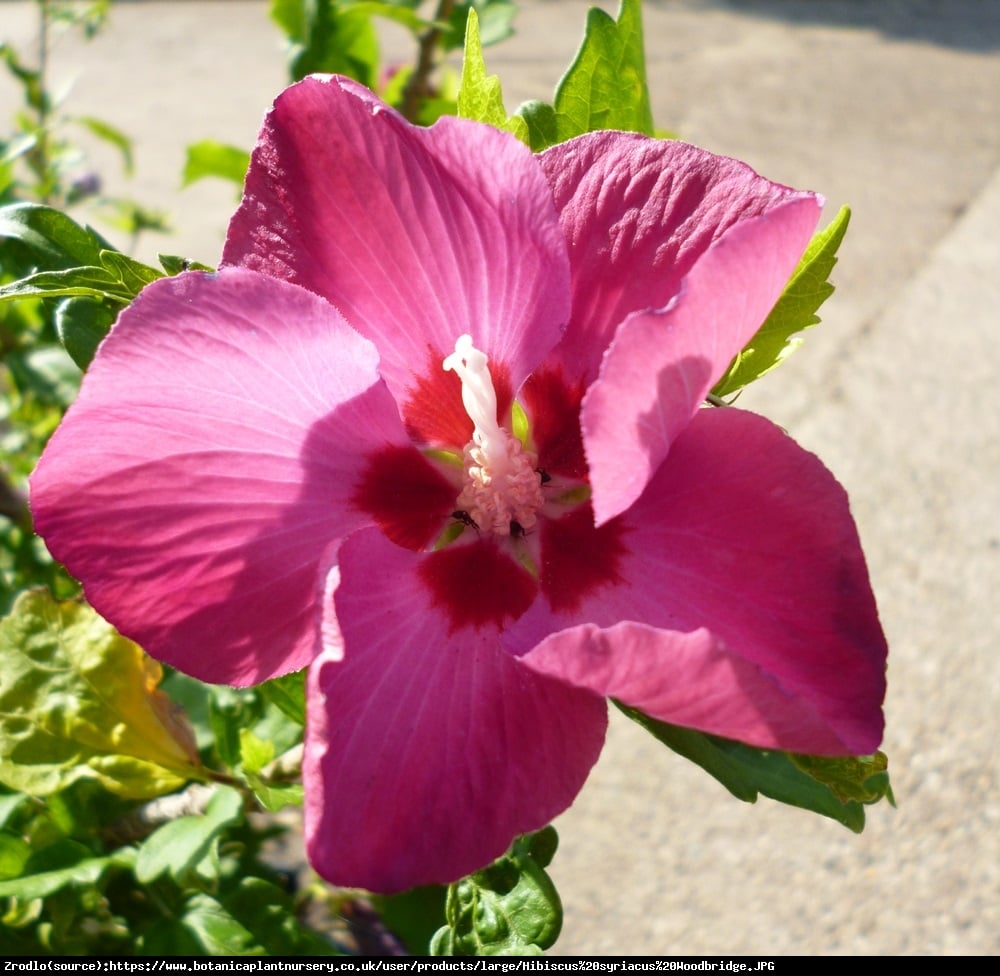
(618, 703), (892, 832)
(258, 669), (306, 727)
(0, 202), (111, 273)
(457, 10), (528, 143)
(181, 141), (250, 190)
(431, 827), (561, 955)
(0, 591), (204, 799)
(516, 0), (651, 151)
(714, 205), (851, 397)
(134, 785), (243, 884)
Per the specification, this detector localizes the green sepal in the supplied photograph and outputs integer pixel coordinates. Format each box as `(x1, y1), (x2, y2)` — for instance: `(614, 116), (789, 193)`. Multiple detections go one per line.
(457, 10), (529, 144)
(0, 590), (204, 800)
(713, 205), (851, 398)
(133, 785), (243, 884)
(181, 141), (250, 190)
(158, 254), (215, 276)
(517, 0), (652, 152)
(618, 703), (893, 832)
(431, 826), (562, 956)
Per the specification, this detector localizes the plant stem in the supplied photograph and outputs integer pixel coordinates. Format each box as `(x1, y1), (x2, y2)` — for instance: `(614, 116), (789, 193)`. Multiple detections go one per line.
(400, 0), (455, 123)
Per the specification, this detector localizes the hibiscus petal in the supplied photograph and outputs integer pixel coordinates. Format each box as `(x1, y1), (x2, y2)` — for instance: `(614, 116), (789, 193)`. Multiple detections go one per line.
(539, 132), (819, 385)
(509, 409), (887, 755)
(30, 268), (408, 685)
(304, 527), (607, 893)
(582, 195), (821, 524)
(223, 75), (570, 447)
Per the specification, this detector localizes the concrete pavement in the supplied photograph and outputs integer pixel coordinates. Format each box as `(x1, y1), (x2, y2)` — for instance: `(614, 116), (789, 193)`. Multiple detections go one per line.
(2, 0), (997, 955)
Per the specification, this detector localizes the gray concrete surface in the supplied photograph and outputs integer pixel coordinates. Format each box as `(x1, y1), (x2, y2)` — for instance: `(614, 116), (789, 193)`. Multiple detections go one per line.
(2, 0), (997, 956)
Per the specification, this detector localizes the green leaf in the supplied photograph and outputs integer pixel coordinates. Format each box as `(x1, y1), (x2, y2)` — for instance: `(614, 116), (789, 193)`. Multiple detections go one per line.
(790, 752), (895, 807)
(0, 265), (130, 304)
(98, 249), (163, 294)
(0, 591), (204, 799)
(0, 843), (134, 900)
(713, 205), (851, 397)
(618, 703), (892, 832)
(239, 730), (303, 813)
(270, 0), (380, 89)
(220, 877), (341, 955)
(181, 141), (250, 190)
(431, 827), (561, 956)
(550, 0), (652, 148)
(258, 668), (306, 727)
(55, 295), (116, 369)
(73, 116), (134, 176)
(0, 831), (31, 880)
(134, 785), (243, 884)
(457, 10), (529, 143)
(0, 250), (162, 310)
(0, 202), (111, 273)
(179, 891), (263, 956)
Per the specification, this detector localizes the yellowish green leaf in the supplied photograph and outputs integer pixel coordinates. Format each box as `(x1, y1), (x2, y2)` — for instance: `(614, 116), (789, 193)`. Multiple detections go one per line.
(0, 590), (203, 799)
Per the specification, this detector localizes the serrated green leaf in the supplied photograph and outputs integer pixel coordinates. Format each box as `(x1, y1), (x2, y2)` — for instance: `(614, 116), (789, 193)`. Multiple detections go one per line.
(457, 10), (529, 143)
(134, 785), (243, 884)
(432, 827), (561, 956)
(618, 703), (891, 832)
(181, 141), (250, 190)
(0, 591), (203, 799)
(552, 0), (652, 146)
(0, 202), (112, 273)
(714, 205), (851, 397)
(55, 295), (116, 369)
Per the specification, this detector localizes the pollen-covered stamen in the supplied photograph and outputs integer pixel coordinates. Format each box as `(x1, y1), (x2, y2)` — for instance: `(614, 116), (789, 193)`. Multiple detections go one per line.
(443, 335), (544, 536)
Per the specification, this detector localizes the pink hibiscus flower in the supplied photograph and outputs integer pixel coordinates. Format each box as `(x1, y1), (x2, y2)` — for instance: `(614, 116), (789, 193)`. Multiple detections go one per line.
(30, 76), (886, 893)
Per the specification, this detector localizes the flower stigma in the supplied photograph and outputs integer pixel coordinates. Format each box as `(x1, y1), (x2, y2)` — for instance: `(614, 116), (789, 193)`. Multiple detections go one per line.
(443, 335), (544, 536)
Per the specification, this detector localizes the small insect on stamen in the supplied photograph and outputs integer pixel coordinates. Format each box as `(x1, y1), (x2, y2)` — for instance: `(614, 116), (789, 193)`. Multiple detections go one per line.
(536, 468), (552, 485)
(452, 510), (479, 531)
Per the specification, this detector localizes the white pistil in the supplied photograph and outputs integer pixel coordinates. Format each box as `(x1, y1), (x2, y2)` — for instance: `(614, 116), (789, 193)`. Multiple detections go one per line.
(443, 335), (544, 536)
